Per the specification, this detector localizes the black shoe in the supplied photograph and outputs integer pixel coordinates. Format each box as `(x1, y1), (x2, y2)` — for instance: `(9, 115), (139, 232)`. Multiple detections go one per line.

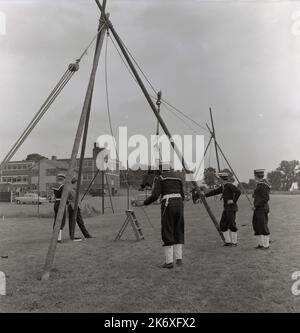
(72, 237), (82, 242)
(176, 259), (183, 266)
(223, 243), (232, 247)
(159, 263), (174, 269)
(85, 235), (94, 239)
(255, 245), (263, 249)
(231, 243), (238, 247)
(57, 240), (62, 244)
(261, 246), (270, 250)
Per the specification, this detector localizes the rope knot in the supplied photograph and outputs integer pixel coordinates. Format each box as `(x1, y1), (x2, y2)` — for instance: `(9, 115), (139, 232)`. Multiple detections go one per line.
(68, 62), (80, 72)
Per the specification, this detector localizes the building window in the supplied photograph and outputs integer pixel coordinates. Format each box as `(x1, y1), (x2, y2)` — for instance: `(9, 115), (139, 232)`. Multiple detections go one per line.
(83, 160), (92, 168)
(46, 169), (56, 177)
(82, 173), (93, 181)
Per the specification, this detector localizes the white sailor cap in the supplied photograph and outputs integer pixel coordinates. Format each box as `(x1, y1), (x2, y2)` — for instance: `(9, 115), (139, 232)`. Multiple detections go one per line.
(217, 172), (229, 180)
(57, 173), (66, 179)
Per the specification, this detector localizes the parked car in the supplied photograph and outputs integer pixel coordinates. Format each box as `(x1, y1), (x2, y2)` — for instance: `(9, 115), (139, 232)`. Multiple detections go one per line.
(89, 188), (106, 197)
(15, 193), (47, 205)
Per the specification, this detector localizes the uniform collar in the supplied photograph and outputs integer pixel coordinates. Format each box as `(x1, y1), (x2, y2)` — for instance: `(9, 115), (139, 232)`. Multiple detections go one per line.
(257, 179), (271, 188)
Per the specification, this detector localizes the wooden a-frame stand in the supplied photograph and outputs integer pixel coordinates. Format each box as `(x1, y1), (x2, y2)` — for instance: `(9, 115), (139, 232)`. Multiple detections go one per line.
(114, 210), (144, 242)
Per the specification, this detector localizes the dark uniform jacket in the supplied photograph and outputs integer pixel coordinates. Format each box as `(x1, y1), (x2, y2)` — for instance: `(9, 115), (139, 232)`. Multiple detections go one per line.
(253, 179), (270, 209)
(144, 171), (185, 206)
(53, 183), (75, 206)
(205, 183), (241, 208)
(53, 183), (64, 200)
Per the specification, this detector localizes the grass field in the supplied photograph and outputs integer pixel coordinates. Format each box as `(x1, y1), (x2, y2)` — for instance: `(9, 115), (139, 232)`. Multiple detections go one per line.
(1, 194), (300, 313)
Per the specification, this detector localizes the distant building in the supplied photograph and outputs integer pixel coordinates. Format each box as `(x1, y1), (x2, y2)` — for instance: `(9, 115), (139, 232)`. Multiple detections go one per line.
(0, 143), (120, 199)
(30, 157), (69, 197)
(90, 142), (120, 195)
(0, 160), (35, 194)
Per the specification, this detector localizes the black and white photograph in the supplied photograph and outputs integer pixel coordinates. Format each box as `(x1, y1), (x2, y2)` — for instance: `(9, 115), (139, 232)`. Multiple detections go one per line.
(0, 0), (300, 316)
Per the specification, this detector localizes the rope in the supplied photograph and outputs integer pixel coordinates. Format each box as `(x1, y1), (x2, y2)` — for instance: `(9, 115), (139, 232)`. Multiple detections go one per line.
(105, 32), (115, 145)
(117, 36), (158, 96)
(160, 98), (209, 133)
(108, 33), (209, 135)
(0, 70), (75, 169)
(104, 33), (160, 233)
(161, 103), (199, 135)
(208, 140), (212, 167)
(0, 22), (107, 171)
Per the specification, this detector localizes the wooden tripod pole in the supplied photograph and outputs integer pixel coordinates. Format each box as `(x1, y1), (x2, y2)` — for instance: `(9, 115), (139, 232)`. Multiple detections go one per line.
(70, 8), (108, 239)
(210, 108), (221, 173)
(206, 124), (254, 209)
(94, 0), (225, 243)
(41, 6), (107, 281)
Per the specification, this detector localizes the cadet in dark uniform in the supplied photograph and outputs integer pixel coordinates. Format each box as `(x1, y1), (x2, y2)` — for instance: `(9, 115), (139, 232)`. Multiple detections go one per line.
(134, 163), (185, 269)
(139, 169), (157, 191)
(252, 169), (271, 249)
(52, 173), (67, 243)
(204, 172), (241, 246)
(68, 177), (93, 239)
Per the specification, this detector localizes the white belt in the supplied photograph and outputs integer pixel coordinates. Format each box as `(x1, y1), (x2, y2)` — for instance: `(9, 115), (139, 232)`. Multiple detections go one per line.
(162, 193), (182, 207)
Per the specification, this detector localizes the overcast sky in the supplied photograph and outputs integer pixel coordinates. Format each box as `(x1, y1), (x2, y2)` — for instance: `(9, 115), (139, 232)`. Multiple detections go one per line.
(0, 0), (299, 181)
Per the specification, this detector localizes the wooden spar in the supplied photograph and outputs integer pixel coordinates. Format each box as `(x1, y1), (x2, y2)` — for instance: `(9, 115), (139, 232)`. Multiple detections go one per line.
(70, 8), (110, 239)
(215, 140), (254, 210)
(210, 108), (221, 173)
(206, 124), (254, 209)
(41, 3), (108, 281)
(94, 0), (225, 243)
(70, 95), (93, 239)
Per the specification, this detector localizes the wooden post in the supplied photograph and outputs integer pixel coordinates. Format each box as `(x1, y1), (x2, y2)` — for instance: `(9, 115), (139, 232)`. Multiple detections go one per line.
(102, 170), (105, 214)
(126, 160), (130, 210)
(70, 8), (109, 238)
(210, 108), (221, 173)
(70, 89), (93, 240)
(104, 171), (114, 213)
(40, 5), (107, 281)
(94, 0), (224, 242)
(215, 140), (254, 209)
(37, 159), (40, 218)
